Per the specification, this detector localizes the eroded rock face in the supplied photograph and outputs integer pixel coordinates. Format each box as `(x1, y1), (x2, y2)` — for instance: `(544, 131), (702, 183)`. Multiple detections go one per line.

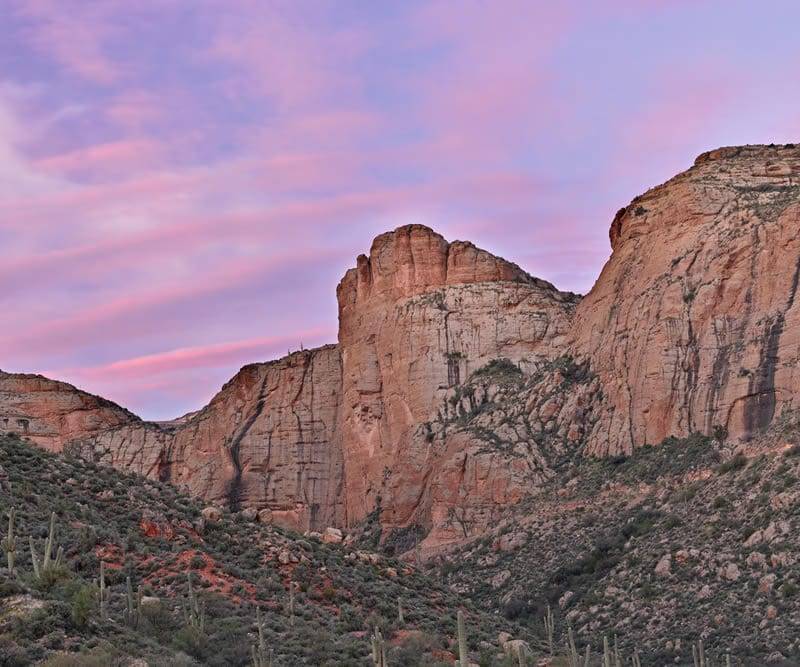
(4, 145), (800, 550)
(2, 347), (344, 533)
(0, 372), (138, 449)
(164, 346), (344, 529)
(572, 145), (800, 455)
(336, 225), (579, 531)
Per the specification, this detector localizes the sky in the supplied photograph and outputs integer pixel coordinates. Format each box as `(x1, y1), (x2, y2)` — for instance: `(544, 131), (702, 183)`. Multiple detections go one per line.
(2, 0), (800, 420)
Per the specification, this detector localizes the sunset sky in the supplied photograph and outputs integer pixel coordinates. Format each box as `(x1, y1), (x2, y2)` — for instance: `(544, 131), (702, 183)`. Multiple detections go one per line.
(3, 0), (800, 419)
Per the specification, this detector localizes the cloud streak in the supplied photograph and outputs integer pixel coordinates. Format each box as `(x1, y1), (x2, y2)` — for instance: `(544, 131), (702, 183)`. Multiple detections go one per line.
(2, 1), (800, 418)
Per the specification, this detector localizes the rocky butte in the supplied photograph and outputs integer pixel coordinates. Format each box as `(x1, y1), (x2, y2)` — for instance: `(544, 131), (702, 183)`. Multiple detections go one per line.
(2, 144), (799, 553)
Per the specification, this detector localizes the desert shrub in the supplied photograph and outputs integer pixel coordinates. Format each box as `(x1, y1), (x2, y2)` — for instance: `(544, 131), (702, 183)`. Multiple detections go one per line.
(382, 524), (426, 555)
(718, 453), (748, 474)
(391, 632), (443, 666)
(622, 509), (663, 538)
(41, 649), (119, 667)
(69, 584), (97, 628)
(11, 603), (72, 642)
(471, 358), (523, 384)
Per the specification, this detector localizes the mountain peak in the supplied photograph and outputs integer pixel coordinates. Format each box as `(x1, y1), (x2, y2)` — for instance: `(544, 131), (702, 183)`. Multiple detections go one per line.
(337, 223), (535, 311)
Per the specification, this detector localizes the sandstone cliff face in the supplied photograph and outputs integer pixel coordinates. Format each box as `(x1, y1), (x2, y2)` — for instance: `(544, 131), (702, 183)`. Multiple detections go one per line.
(336, 225), (579, 539)
(2, 348), (344, 533)
(572, 145), (800, 455)
(4, 145), (800, 551)
(165, 346), (344, 531)
(0, 372), (138, 449)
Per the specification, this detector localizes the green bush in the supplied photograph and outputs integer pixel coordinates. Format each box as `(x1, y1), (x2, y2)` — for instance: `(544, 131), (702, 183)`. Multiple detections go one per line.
(718, 453), (748, 475)
(69, 584), (97, 628)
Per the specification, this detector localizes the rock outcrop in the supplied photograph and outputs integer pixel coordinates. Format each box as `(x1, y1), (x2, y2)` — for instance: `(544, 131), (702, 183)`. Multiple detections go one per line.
(336, 225), (578, 533)
(1, 348), (344, 532)
(572, 144), (800, 455)
(0, 373), (138, 449)
(3, 145), (800, 551)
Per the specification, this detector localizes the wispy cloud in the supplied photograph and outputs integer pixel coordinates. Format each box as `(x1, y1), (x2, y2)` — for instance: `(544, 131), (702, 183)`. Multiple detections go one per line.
(10, 0), (123, 84)
(58, 328), (334, 381)
(2, 1), (800, 417)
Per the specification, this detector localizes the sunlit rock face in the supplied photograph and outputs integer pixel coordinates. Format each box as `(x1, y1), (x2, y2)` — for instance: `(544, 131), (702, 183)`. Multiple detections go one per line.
(571, 145), (800, 456)
(4, 145), (800, 550)
(335, 224), (579, 545)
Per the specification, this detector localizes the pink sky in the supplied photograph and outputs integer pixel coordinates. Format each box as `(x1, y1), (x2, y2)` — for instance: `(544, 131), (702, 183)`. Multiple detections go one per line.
(2, 1), (800, 419)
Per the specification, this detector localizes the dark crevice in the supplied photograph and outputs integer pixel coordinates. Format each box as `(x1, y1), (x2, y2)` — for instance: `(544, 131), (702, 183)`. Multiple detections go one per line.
(744, 314), (783, 435)
(226, 373), (271, 511)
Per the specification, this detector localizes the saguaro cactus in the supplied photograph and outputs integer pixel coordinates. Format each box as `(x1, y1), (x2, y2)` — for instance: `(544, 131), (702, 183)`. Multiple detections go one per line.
(97, 561), (108, 619)
(183, 572), (206, 634)
(457, 610), (468, 667)
(29, 512), (63, 580)
(692, 640), (706, 667)
(543, 604), (554, 655)
(288, 580), (295, 626)
(124, 575), (143, 628)
(371, 626), (388, 666)
(3, 507), (16, 573)
(251, 608), (272, 667)
(567, 626), (591, 667)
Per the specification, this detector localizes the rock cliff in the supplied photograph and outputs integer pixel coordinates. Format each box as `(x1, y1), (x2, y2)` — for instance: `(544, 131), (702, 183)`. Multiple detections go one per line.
(336, 225), (578, 537)
(572, 144), (800, 455)
(3, 145), (800, 551)
(0, 372), (137, 448)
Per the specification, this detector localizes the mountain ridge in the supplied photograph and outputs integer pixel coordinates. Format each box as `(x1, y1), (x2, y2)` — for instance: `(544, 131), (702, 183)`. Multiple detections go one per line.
(3, 143), (800, 557)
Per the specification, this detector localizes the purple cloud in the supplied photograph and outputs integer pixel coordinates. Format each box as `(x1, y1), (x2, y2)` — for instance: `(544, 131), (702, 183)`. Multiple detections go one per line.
(2, 0), (799, 419)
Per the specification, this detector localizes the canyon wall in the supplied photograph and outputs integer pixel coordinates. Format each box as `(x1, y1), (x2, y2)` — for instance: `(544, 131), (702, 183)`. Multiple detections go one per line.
(3, 145), (800, 548)
(1, 347), (344, 533)
(572, 145), (800, 456)
(335, 225), (578, 539)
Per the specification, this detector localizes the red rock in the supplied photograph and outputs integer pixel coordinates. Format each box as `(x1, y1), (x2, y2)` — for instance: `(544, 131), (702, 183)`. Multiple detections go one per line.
(571, 145), (800, 455)
(139, 509), (175, 540)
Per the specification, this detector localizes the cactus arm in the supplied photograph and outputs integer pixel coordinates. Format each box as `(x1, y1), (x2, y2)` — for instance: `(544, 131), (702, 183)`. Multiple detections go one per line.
(457, 610), (468, 667)
(3, 507), (16, 572)
(43, 512), (55, 567)
(543, 604), (554, 656)
(29, 535), (40, 578)
(99, 561), (107, 619)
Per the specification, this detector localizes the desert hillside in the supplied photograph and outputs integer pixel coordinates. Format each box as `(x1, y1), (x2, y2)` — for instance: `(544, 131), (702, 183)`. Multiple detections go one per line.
(0, 433), (530, 665)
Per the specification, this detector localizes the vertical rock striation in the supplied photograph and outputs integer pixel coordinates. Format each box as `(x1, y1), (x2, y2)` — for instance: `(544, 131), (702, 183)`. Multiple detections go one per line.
(1, 347), (344, 533)
(335, 225), (579, 534)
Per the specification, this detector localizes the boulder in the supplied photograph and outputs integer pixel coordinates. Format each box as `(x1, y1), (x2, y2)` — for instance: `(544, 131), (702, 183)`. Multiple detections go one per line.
(719, 563), (741, 582)
(655, 554), (672, 577)
(241, 507), (258, 521)
(322, 527), (343, 544)
(201, 506), (222, 524)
